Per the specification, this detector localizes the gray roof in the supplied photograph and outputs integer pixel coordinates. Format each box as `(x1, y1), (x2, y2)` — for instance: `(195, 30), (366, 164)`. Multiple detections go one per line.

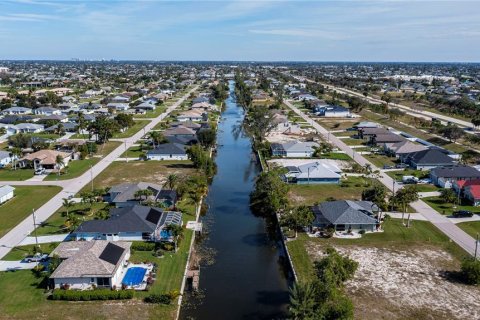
(108, 182), (163, 203)
(50, 240), (131, 278)
(430, 165), (480, 179)
(312, 200), (377, 225)
(407, 149), (455, 165)
(271, 141), (319, 153)
(147, 143), (186, 155)
(75, 205), (164, 234)
(0, 151), (11, 160)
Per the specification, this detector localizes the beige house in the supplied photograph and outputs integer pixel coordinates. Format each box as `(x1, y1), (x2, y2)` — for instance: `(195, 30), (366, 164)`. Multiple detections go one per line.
(20, 149), (72, 171)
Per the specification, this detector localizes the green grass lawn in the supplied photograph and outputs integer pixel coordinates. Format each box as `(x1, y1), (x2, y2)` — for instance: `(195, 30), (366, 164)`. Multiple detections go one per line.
(0, 186), (62, 237)
(0, 168), (34, 181)
(340, 138), (365, 146)
(364, 153), (396, 168)
(112, 120), (149, 138)
(120, 145), (150, 158)
(2, 243), (59, 261)
(78, 160), (195, 194)
(133, 106), (167, 118)
(34, 202), (111, 236)
(386, 168), (430, 181)
(288, 176), (367, 206)
(423, 196), (478, 216)
(287, 218), (468, 282)
(456, 221), (480, 238)
(44, 141), (121, 181)
(318, 152), (352, 161)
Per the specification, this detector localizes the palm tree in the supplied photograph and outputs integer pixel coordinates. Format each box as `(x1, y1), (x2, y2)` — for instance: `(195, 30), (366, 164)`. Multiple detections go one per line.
(77, 112), (86, 140)
(62, 198), (75, 216)
(149, 131), (162, 149)
(189, 191), (203, 216)
(288, 282), (317, 320)
(10, 148), (21, 171)
(64, 214), (80, 232)
(55, 155), (65, 176)
(165, 173), (178, 191)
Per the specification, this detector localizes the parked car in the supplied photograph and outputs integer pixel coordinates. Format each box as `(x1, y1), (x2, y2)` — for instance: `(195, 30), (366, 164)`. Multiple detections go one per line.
(402, 175), (419, 184)
(418, 178), (432, 184)
(23, 253), (49, 263)
(383, 165), (393, 169)
(395, 163), (408, 169)
(34, 168), (46, 175)
(452, 210), (474, 218)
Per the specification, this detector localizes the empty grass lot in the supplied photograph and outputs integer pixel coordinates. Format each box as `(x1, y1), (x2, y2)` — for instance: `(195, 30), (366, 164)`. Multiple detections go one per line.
(364, 153), (396, 167)
(79, 160), (195, 194)
(112, 120), (149, 138)
(287, 219), (468, 283)
(0, 186), (62, 237)
(423, 196), (478, 216)
(44, 141), (121, 181)
(288, 176), (367, 206)
(133, 105), (167, 118)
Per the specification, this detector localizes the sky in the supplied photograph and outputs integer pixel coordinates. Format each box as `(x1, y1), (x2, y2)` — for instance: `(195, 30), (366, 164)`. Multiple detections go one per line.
(0, 0), (479, 62)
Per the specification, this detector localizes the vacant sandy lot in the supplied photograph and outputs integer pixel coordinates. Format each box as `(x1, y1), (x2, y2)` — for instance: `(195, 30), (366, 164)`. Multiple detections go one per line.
(307, 243), (480, 320)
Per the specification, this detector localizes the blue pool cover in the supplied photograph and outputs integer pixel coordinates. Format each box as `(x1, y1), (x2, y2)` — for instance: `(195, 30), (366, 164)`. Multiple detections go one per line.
(122, 267), (147, 286)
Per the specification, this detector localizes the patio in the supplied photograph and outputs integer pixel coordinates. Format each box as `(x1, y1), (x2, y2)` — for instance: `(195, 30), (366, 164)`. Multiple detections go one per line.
(114, 262), (155, 291)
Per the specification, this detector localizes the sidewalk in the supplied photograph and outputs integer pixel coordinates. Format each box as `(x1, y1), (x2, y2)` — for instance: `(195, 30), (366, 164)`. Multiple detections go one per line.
(19, 234), (70, 246)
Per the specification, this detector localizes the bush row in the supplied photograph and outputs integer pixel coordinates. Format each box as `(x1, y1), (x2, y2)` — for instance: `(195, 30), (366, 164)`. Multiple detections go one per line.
(51, 289), (134, 301)
(131, 241), (156, 251)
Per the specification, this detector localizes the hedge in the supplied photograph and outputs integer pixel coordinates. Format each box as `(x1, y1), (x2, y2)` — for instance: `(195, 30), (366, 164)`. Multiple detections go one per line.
(144, 293), (172, 304)
(131, 241), (156, 251)
(51, 289), (134, 301)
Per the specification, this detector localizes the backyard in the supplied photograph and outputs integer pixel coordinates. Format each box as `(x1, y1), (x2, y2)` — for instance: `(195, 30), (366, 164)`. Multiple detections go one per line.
(0, 185), (62, 237)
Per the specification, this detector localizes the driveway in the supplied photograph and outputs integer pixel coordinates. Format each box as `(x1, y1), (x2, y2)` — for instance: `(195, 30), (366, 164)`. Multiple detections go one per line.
(19, 234), (70, 246)
(0, 260), (38, 271)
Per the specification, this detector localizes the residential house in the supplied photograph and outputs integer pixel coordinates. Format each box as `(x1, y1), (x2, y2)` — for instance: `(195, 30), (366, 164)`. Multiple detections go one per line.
(430, 165), (480, 188)
(19, 149), (72, 171)
(464, 185), (480, 206)
(135, 102), (156, 112)
(0, 185), (14, 204)
(111, 95), (130, 103)
(405, 149), (456, 170)
(73, 206), (182, 242)
(0, 151), (15, 167)
(2, 107), (32, 115)
(384, 141), (428, 161)
(13, 123), (44, 134)
(283, 161), (341, 184)
(369, 133), (405, 146)
(271, 141), (319, 158)
(314, 105), (351, 118)
(311, 200), (379, 233)
(163, 126), (197, 139)
(34, 107), (61, 116)
(177, 110), (205, 122)
(104, 182), (175, 208)
(107, 103), (130, 111)
(49, 240), (131, 290)
(146, 143), (188, 161)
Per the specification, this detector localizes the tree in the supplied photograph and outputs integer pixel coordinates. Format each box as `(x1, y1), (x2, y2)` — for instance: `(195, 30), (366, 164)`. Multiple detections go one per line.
(243, 105), (275, 142)
(280, 205), (315, 237)
(9, 147), (21, 170)
(165, 173), (178, 191)
(391, 185), (419, 226)
(440, 188), (457, 204)
(288, 282), (317, 320)
(186, 144), (216, 176)
(188, 190), (203, 216)
(55, 155), (65, 176)
(471, 118), (480, 129)
(461, 258), (480, 285)
(149, 131), (164, 148)
(441, 125), (464, 142)
(88, 115), (119, 144)
(115, 113), (135, 129)
(77, 112), (86, 140)
(165, 223), (184, 252)
(62, 198), (75, 216)
(197, 128), (216, 148)
(250, 169), (289, 217)
(362, 183), (388, 210)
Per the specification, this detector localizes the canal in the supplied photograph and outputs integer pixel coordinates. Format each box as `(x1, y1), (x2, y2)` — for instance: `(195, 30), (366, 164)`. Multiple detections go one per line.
(180, 81), (291, 319)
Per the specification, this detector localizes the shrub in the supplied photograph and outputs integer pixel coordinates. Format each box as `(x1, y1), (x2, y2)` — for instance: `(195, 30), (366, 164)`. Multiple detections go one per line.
(131, 241), (156, 251)
(144, 293), (172, 304)
(461, 258), (480, 285)
(51, 289), (134, 301)
(358, 230), (366, 235)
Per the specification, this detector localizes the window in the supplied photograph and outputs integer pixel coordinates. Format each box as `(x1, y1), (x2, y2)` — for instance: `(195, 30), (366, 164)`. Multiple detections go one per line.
(97, 277), (110, 286)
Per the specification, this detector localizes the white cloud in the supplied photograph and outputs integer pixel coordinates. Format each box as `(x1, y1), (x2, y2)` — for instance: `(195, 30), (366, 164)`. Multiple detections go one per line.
(249, 28), (348, 40)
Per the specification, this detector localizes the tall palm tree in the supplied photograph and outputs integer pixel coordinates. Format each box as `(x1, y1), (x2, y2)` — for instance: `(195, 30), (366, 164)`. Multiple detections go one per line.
(55, 155), (65, 176)
(62, 198), (74, 216)
(189, 191), (203, 216)
(149, 131), (161, 149)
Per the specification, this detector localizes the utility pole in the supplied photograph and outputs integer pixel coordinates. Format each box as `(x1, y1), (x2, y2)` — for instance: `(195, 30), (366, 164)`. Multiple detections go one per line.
(475, 233), (479, 259)
(90, 164), (93, 192)
(125, 141), (128, 163)
(32, 209), (39, 249)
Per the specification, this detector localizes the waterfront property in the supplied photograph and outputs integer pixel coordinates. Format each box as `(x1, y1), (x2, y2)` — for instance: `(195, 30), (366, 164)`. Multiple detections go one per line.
(73, 205), (182, 242)
(146, 143), (188, 160)
(104, 182), (176, 208)
(283, 161), (341, 184)
(311, 200), (379, 233)
(271, 141), (319, 158)
(49, 240), (131, 290)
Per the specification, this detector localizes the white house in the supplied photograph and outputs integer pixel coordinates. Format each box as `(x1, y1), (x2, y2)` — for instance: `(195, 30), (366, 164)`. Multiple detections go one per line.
(13, 123), (44, 134)
(107, 103), (130, 111)
(146, 143), (188, 160)
(271, 141), (320, 158)
(49, 241), (131, 290)
(34, 107), (62, 116)
(0, 185), (14, 204)
(2, 107), (32, 115)
(0, 151), (15, 167)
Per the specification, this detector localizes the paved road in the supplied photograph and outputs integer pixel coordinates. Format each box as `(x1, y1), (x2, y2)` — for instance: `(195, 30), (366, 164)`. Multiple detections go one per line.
(19, 234), (70, 245)
(0, 85), (198, 260)
(288, 73), (472, 128)
(284, 99), (478, 256)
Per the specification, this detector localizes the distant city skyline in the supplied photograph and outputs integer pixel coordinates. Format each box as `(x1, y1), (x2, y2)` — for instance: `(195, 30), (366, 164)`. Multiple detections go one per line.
(0, 0), (479, 62)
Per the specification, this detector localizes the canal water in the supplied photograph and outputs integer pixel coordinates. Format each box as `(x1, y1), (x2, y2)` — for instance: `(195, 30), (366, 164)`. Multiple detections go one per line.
(180, 81), (291, 319)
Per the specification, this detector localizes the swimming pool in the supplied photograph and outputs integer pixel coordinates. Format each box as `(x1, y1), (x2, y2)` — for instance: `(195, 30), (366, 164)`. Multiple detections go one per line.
(122, 267), (147, 286)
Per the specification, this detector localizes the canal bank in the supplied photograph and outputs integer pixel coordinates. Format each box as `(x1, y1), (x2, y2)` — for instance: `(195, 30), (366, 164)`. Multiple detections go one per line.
(180, 81), (292, 319)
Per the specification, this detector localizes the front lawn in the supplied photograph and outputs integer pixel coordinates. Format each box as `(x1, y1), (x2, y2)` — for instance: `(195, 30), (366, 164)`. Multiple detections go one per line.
(112, 120), (149, 138)
(386, 168), (430, 181)
(133, 106), (167, 118)
(318, 152), (352, 161)
(0, 168), (34, 181)
(423, 196), (479, 216)
(44, 141), (121, 181)
(2, 243), (59, 261)
(363, 153), (396, 168)
(341, 138), (365, 146)
(457, 221), (480, 238)
(0, 186), (62, 237)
